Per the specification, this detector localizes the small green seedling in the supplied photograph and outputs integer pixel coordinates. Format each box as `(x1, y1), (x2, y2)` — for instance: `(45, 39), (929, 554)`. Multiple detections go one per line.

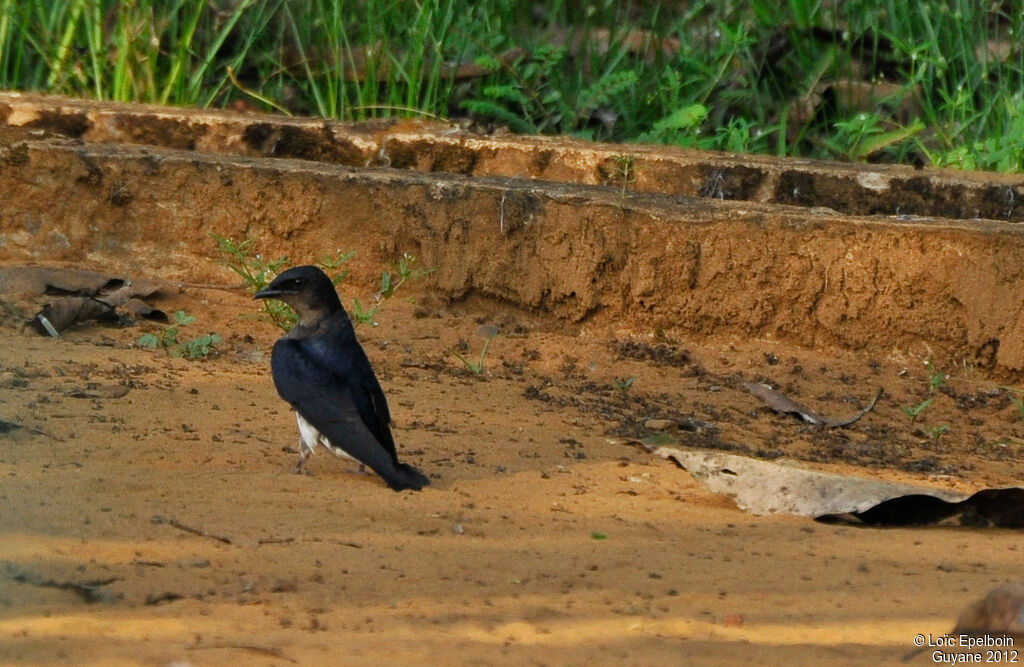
(590, 532), (608, 540)
(614, 376), (637, 392)
(927, 362), (948, 394)
(902, 396), (934, 421)
(902, 359), (947, 421)
(450, 325), (499, 375)
(926, 423), (950, 441)
(139, 310), (220, 359)
(611, 154), (635, 203)
(1010, 394), (1024, 423)
(351, 252), (434, 326)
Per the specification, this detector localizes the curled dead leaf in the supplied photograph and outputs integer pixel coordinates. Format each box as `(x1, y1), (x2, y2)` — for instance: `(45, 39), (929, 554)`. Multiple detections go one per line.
(744, 382), (882, 427)
(65, 384), (131, 399)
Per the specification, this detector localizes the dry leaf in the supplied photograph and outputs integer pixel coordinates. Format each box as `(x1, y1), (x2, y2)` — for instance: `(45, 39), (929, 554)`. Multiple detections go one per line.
(4, 267), (167, 335)
(33, 297), (117, 335)
(745, 382), (881, 427)
(65, 385), (131, 399)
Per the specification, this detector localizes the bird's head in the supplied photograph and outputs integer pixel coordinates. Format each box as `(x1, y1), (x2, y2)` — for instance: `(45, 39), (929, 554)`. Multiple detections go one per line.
(254, 265), (342, 326)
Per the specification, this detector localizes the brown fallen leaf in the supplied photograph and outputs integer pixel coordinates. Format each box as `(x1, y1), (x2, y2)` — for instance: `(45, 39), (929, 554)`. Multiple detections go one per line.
(0, 267), (121, 296)
(32, 296), (117, 335)
(0, 267), (160, 299)
(65, 384), (131, 399)
(744, 382), (882, 428)
(789, 79), (918, 131)
(28, 278), (163, 335)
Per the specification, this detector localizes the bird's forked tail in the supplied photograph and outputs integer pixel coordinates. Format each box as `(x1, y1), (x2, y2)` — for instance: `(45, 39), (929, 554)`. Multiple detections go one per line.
(385, 462), (430, 491)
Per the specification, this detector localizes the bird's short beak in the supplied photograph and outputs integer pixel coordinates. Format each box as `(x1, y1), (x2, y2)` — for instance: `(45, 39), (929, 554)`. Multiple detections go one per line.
(253, 286), (280, 300)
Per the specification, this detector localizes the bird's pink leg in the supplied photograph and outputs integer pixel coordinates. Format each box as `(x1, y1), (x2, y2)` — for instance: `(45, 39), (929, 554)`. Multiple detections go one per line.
(293, 435), (314, 474)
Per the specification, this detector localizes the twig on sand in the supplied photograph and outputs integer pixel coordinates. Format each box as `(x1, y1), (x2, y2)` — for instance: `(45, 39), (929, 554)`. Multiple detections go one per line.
(151, 515), (233, 544)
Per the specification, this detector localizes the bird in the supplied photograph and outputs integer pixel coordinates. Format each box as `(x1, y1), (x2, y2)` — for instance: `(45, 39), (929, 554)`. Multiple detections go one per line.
(254, 265), (430, 491)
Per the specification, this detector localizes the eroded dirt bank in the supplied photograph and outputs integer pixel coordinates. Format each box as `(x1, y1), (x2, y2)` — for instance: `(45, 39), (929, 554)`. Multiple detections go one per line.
(3, 137), (1024, 373)
(4, 92), (1024, 221)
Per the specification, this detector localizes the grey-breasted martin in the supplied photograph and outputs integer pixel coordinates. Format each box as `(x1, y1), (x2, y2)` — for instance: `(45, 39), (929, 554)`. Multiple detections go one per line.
(254, 265), (429, 491)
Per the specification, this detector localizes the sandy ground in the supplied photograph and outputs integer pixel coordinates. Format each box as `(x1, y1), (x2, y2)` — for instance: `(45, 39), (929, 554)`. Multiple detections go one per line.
(1, 271), (1022, 666)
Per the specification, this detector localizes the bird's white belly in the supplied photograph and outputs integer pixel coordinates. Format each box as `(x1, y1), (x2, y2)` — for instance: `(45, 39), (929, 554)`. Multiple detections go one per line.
(295, 413), (359, 463)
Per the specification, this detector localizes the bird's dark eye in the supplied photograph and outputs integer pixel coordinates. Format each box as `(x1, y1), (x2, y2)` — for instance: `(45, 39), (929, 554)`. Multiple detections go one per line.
(292, 278), (306, 289)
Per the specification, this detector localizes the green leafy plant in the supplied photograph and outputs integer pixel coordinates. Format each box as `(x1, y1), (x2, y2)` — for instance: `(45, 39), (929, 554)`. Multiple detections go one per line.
(138, 310), (220, 359)
(211, 233), (293, 330)
(926, 362), (948, 394)
(462, 36), (640, 139)
(352, 253), (435, 327)
(320, 249), (357, 285)
(638, 103), (709, 146)
(212, 234), (431, 331)
(822, 113), (926, 163)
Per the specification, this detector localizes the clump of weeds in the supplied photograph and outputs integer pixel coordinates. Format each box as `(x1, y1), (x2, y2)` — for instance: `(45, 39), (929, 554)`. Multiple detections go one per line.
(211, 234), (431, 331)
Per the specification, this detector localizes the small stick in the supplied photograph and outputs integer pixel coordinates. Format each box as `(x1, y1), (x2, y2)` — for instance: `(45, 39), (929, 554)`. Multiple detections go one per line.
(152, 515), (233, 544)
(168, 518), (232, 544)
(171, 280), (251, 291)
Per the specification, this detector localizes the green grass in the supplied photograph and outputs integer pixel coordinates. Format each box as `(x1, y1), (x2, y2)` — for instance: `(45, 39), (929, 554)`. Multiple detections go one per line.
(449, 327), (499, 375)
(1, 1), (1022, 171)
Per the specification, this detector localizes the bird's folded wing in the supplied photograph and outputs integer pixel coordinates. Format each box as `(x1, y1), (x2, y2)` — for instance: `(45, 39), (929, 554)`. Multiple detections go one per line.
(271, 338), (399, 474)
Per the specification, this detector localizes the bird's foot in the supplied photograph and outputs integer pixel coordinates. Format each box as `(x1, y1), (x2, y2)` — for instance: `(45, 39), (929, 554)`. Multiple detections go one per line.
(292, 436), (314, 474)
(293, 452), (311, 475)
